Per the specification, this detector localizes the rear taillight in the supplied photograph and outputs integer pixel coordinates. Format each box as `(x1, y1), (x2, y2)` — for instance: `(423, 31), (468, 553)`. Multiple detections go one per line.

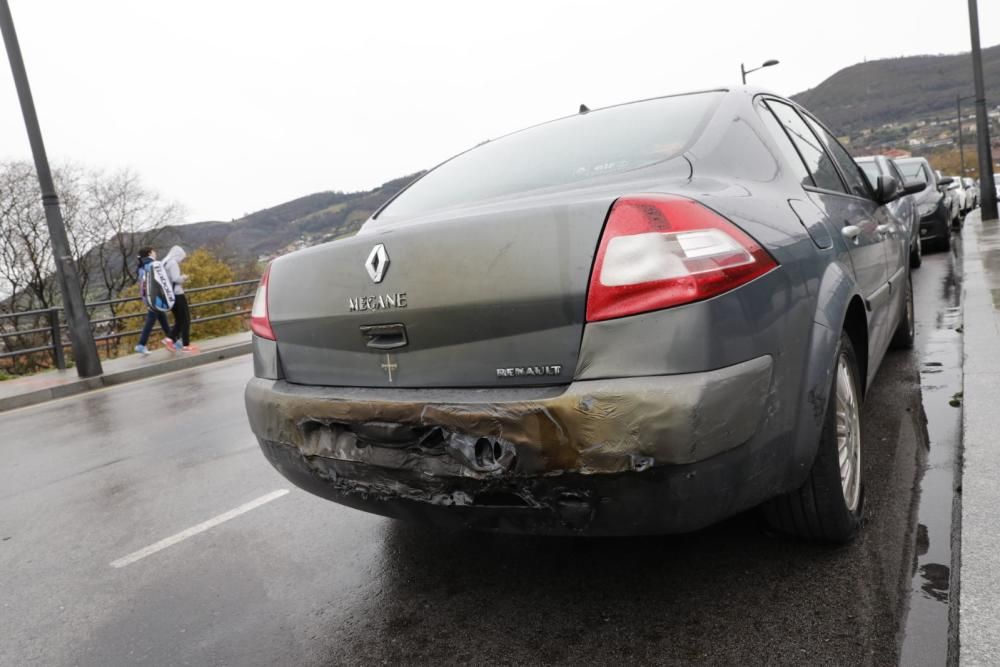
(586, 195), (778, 322)
(250, 263), (276, 340)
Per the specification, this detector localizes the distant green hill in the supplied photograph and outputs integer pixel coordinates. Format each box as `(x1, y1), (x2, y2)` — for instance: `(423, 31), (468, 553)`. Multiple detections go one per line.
(163, 172), (422, 266)
(792, 43), (1000, 135)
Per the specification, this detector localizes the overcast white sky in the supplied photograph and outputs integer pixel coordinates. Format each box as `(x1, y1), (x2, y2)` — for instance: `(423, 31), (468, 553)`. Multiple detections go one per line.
(2, 0), (998, 222)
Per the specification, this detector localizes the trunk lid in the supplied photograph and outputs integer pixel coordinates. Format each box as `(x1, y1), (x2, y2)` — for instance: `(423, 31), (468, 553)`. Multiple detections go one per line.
(268, 193), (617, 388)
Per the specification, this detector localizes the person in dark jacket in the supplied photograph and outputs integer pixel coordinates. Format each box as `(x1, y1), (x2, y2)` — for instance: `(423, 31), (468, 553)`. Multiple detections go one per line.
(134, 247), (173, 355)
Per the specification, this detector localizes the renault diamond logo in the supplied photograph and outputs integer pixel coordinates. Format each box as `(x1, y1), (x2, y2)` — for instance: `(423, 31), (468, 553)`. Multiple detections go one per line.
(365, 244), (389, 283)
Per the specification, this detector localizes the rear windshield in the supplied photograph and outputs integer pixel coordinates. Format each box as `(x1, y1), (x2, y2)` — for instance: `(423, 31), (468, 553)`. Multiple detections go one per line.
(377, 91), (724, 220)
(896, 160), (928, 183)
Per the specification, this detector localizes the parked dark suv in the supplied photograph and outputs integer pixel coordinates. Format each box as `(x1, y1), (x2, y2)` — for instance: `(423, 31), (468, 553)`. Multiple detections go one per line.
(895, 157), (954, 251)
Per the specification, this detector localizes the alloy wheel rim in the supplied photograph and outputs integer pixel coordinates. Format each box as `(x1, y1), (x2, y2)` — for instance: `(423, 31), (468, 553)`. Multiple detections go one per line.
(835, 353), (861, 512)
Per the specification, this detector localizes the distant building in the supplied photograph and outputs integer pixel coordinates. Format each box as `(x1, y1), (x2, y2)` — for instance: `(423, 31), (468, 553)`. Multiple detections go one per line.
(926, 138), (955, 149)
(908, 137), (926, 147)
(878, 148), (912, 159)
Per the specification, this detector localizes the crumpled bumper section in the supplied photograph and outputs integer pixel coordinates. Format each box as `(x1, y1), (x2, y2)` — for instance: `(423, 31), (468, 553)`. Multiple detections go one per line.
(245, 355), (773, 535)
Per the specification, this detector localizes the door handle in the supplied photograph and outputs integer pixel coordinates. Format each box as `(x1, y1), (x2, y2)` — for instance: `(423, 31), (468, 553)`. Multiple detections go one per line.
(842, 225), (862, 243)
(360, 323), (408, 350)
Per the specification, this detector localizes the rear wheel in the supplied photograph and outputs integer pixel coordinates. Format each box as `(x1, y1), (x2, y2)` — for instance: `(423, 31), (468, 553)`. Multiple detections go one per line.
(938, 231), (951, 251)
(763, 332), (863, 543)
(890, 274), (915, 350)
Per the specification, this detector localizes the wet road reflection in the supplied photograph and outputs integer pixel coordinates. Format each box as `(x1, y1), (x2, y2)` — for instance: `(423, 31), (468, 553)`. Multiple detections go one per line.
(899, 237), (963, 666)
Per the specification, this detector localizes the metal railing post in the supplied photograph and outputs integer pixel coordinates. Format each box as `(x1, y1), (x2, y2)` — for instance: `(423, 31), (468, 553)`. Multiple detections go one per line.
(48, 307), (65, 370)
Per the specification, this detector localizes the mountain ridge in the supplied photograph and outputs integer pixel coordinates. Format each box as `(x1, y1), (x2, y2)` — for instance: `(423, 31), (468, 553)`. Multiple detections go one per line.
(791, 43), (1000, 135)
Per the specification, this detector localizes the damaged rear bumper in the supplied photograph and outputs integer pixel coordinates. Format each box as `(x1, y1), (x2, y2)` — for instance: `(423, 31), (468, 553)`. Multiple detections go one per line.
(245, 355), (774, 535)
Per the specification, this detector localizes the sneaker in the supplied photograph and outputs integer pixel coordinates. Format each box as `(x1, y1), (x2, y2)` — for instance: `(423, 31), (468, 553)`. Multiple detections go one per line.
(174, 341), (184, 351)
(182, 345), (201, 353)
(135, 344), (150, 355)
(162, 339), (176, 353)
(163, 338), (173, 347)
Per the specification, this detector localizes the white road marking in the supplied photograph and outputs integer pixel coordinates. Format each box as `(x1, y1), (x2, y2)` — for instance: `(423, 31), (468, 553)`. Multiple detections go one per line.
(110, 489), (289, 568)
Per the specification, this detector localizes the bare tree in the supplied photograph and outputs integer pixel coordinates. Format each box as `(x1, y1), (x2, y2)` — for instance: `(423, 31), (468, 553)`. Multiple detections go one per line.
(0, 160), (60, 370)
(1, 161), (181, 370)
(0, 160), (56, 310)
(0, 161), (131, 310)
(82, 168), (181, 303)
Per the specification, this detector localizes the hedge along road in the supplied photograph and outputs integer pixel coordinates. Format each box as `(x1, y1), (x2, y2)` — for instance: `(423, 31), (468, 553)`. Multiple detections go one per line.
(0, 250), (956, 666)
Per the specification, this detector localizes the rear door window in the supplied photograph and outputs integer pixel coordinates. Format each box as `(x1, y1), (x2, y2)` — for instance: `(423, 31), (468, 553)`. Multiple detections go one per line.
(802, 115), (874, 199)
(765, 100), (846, 194)
(755, 100), (813, 186)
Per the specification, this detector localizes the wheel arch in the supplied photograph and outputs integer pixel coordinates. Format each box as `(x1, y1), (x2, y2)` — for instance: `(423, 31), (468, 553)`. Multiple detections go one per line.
(781, 261), (867, 491)
(841, 296), (869, 398)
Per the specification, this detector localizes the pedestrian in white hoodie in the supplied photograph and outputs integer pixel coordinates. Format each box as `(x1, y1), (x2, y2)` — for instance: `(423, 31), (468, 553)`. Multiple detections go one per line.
(162, 245), (197, 352)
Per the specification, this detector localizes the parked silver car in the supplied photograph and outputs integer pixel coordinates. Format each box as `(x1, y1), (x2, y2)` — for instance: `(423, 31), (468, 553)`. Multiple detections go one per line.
(962, 177), (980, 209)
(946, 176), (968, 215)
(857, 155), (927, 268)
(245, 89), (915, 543)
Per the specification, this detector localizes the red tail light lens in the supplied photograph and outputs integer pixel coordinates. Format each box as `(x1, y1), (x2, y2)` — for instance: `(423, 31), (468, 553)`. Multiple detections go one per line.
(586, 195), (778, 322)
(250, 263), (276, 340)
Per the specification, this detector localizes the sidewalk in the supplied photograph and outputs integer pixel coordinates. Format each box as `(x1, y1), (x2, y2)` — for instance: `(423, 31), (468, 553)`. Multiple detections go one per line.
(959, 209), (1000, 665)
(0, 331), (251, 413)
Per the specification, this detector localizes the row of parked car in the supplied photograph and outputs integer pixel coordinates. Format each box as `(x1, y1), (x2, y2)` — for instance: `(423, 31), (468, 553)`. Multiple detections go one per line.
(857, 155), (977, 258)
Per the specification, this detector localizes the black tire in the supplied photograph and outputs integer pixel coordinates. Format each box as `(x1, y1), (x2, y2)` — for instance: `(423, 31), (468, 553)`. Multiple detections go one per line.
(938, 232), (951, 252)
(763, 332), (863, 543)
(910, 237), (922, 268)
(890, 274), (915, 350)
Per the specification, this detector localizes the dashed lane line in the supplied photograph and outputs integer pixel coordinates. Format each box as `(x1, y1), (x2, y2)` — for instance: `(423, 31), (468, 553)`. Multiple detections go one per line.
(110, 489), (289, 568)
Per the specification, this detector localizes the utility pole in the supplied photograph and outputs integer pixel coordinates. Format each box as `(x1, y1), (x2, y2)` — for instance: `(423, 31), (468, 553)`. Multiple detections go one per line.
(968, 0), (997, 220)
(0, 0), (102, 377)
(957, 93), (975, 177)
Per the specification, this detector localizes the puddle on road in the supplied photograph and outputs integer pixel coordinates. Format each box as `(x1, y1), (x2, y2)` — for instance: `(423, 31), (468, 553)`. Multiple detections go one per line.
(899, 241), (963, 666)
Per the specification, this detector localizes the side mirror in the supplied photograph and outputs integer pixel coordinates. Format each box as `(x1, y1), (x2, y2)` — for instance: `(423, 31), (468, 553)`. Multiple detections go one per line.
(876, 175), (901, 204)
(902, 179), (927, 195)
(938, 176), (954, 187)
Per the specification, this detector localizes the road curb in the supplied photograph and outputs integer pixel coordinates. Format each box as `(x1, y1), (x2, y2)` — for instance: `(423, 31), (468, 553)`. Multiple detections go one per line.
(0, 340), (251, 413)
(958, 210), (1000, 665)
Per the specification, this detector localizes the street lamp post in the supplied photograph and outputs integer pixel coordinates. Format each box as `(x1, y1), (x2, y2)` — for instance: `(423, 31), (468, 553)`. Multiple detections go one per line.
(957, 93), (975, 177)
(968, 0), (997, 220)
(741, 59), (780, 85)
(0, 0), (103, 377)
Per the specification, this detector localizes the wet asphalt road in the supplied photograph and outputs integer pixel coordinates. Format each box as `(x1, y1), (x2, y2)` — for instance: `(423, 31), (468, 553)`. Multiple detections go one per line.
(0, 248), (961, 666)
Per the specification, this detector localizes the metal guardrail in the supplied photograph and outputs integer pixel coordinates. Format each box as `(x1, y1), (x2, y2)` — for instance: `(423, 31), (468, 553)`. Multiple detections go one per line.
(0, 279), (259, 370)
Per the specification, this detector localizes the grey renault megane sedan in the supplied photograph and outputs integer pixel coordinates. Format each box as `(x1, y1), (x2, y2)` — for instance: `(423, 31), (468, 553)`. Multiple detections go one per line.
(244, 88), (915, 543)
